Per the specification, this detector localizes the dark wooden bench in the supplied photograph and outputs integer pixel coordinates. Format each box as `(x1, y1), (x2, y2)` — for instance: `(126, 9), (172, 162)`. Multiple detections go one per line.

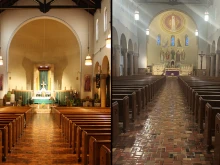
(112, 90), (141, 115)
(0, 125), (8, 161)
(112, 93), (137, 122)
(195, 95), (220, 123)
(198, 98), (220, 133)
(89, 136), (111, 165)
(204, 103), (220, 151)
(214, 113), (220, 165)
(112, 101), (119, 148)
(192, 91), (220, 115)
(112, 96), (129, 133)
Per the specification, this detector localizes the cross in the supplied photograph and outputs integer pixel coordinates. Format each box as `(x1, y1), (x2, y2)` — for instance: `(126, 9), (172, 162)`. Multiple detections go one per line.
(41, 81), (46, 89)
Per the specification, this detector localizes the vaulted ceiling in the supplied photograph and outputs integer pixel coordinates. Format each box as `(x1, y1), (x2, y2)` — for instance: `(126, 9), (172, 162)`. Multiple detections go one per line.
(0, 0), (101, 15)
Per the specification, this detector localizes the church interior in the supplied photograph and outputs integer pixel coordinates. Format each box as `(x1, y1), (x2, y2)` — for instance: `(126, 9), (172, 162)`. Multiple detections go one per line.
(112, 0), (220, 164)
(0, 0), (111, 164)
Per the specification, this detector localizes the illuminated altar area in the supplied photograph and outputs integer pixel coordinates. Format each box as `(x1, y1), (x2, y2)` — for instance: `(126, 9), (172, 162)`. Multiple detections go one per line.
(32, 64), (54, 104)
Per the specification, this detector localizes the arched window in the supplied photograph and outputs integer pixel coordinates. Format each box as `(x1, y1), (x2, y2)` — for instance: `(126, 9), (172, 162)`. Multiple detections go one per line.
(104, 7), (107, 32)
(157, 34), (161, 45)
(185, 35), (189, 46)
(171, 35), (175, 46)
(96, 19), (99, 41)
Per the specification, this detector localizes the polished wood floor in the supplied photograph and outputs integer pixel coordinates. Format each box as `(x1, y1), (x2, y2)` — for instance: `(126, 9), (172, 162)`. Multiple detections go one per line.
(2, 110), (80, 165)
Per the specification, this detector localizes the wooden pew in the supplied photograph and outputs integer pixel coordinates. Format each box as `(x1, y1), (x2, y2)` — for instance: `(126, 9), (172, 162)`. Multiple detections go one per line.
(64, 117), (110, 143)
(76, 128), (111, 162)
(112, 87), (146, 111)
(74, 125), (111, 154)
(0, 125), (8, 161)
(195, 95), (220, 123)
(100, 145), (111, 165)
(204, 103), (220, 151)
(198, 98), (220, 133)
(112, 93), (137, 122)
(89, 136), (111, 165)
(112, 96), (129, 133)
(0, 123), (12, 153)
(112, 101), (119, 148)
(0, 131), (2, 163)
(192, 91), (220, 116)
(214, 113), (220, 165)
(112, 90), (141, 115)
(81, 131), (111, 165)
(71, 121), (111, 153)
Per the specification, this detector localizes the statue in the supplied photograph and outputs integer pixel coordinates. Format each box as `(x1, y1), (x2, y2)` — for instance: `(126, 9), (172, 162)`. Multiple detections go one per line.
(160, 49), (164, 62)
(176, 49), (181, 62)
(171, 48), (176, 60)
(165, 49), (170, 60)
(181, 49), (185, 60)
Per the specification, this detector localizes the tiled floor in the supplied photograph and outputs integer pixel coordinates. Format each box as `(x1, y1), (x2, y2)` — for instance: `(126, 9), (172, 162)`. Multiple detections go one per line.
(112, 77), (214, 165)
(2, 109), (80, 165)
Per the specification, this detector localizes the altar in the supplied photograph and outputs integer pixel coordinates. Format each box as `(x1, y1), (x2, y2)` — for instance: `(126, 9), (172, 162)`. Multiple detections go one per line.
(165, 68), (180, 76)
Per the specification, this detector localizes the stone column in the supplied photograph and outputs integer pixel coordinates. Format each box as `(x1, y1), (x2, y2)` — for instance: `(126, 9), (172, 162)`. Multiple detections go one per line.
(100, 74), (106, 107)
(216, 51), (220, 77)
(128, 51), (134, 75)
(122, 49), (128, 76)
(134, 53), (139, 75)
(210, 53), (215, 77)
(114, 45), (121, 77)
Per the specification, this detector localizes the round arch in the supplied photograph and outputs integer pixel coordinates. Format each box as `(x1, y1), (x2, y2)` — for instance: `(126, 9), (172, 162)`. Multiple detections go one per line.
(8, 17), (81, 93)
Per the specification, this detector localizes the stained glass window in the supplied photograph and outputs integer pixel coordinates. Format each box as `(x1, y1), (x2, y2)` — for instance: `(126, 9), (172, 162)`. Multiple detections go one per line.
(157, 35), (161, 45)
(185, 35), (189, 46)
(171, 35), (175, 46)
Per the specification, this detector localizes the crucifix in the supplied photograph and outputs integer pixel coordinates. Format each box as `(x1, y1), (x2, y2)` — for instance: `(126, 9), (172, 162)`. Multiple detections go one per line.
(41, 81), (46, 89)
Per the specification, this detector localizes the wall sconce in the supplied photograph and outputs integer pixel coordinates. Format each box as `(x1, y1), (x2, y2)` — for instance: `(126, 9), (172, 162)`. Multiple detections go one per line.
(106, 34), (111, 48)
(204, 11), (209, 21)
(134, 11), (139, 20)
(195, 29), (198, 36)
(0, 56), (3, 65)
(146, 29), (149, 35)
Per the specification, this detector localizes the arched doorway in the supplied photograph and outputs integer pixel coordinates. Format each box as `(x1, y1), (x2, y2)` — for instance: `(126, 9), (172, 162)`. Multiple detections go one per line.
(101, 56), (110, 107)
(8, 18), (80, 100)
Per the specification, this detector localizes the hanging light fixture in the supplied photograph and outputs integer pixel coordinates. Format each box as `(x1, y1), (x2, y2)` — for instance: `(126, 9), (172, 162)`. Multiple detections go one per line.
(146, 29), (149, 35)
(106, 34), (111, 48)
(85, 3), (92, 66)
(195, 29), (198, 36)
(134, 11), (139, 20)
(204, 11), (209, 21)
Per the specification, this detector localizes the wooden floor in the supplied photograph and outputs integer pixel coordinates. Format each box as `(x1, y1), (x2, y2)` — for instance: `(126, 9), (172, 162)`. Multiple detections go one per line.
(112, 77), (214, 165)
(2, 110), (80, 165)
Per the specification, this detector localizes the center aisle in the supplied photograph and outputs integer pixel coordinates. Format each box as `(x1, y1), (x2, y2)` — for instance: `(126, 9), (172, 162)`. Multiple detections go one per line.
(2, 112), (79, 165)
(113, 77), (213, 165)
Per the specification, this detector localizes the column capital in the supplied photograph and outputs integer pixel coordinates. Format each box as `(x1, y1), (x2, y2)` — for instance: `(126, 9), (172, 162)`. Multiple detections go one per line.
(121, 48), (127, 54)
(134, 53), (139, 57)
(113, 44), (120, 50)
(211, 53), (216, 56)
(128, 51), (134, 55)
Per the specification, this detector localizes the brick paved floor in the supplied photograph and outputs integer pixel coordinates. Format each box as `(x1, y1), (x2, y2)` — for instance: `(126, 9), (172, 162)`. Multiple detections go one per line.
(2, 111), (80, 165)
(112, 77), (214, 165)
